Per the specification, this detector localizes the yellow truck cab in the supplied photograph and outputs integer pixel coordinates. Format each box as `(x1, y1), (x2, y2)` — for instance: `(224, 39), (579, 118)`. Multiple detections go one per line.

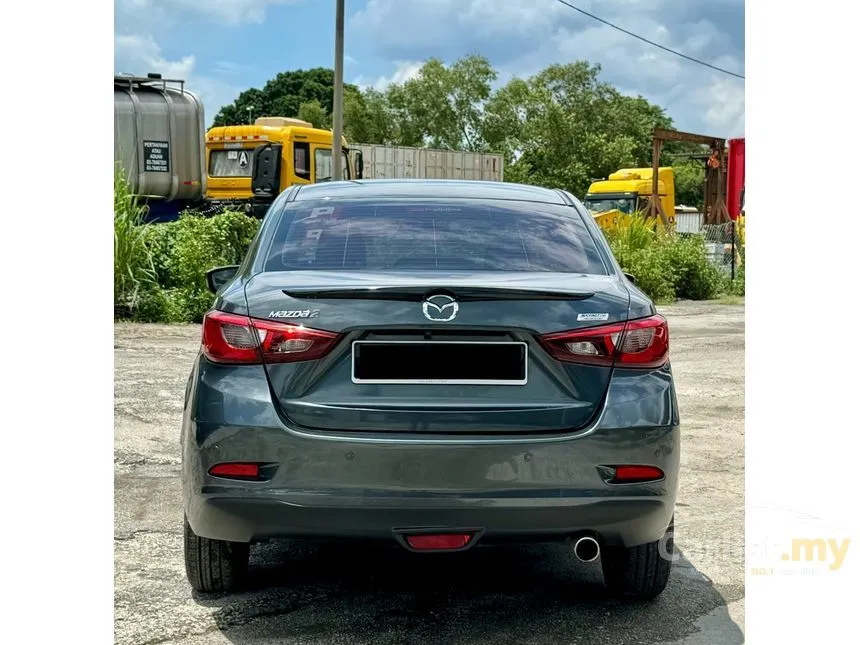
(205, 116), (363, 218)
(584, 167), (676, 230)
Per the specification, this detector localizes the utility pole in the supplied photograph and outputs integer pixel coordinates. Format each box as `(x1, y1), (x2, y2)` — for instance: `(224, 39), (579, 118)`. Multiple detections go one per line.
(332, 0), (345, 181)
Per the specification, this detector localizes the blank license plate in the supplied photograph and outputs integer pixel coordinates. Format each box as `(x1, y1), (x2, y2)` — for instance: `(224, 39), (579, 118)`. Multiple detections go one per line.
(351, 341), (528, 385)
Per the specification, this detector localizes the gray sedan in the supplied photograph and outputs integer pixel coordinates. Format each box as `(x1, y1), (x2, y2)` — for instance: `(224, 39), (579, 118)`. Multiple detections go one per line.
(181, 179), (680, 600)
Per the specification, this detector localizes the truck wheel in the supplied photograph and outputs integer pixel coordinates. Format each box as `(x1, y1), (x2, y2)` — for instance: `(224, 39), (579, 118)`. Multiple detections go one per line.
(601, 519), (674, 600)
(183, 515), (250, 593)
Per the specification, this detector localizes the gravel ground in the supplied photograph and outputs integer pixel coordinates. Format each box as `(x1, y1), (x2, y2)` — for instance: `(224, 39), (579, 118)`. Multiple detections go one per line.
(114, 299), (745, 645)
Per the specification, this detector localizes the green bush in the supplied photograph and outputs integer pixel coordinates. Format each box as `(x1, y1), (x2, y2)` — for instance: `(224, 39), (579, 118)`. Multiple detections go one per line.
(604, 215), (735, 303)
(620, 246), (676, 303)
(181, 212), (258, 269)
(728, 264), (745, 296)
(606, 218), (673, 303)
(130, 287), (210, 324)
(166, 211), (260, 322)
(662, 235), (724, 300)
(115, 198), (261, 322)
(169, 287), (221, 324)
(132, 287), (170, 322)
(141, 220), (179, 288)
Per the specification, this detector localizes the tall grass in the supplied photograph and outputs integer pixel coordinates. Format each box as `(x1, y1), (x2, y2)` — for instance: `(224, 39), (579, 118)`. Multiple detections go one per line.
(601, 216), (658, 268)
(114, 166), (157, 318)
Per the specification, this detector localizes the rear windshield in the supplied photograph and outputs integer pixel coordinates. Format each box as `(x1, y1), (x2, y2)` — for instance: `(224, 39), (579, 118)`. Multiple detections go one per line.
(262, 199), (608, 274)
(209, 149), (252, 177)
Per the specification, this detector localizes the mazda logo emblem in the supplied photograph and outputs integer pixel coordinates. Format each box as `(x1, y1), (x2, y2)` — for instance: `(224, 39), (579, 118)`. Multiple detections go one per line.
(422, 294), (459, 322)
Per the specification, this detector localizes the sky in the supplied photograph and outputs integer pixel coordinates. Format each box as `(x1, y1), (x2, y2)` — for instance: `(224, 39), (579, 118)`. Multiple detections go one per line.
(114, 0), (745, 137)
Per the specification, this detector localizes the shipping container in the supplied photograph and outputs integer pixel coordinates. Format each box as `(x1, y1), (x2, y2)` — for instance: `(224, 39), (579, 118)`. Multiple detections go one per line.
(353, 144), (504, 182)
(114, 74), (206, 220)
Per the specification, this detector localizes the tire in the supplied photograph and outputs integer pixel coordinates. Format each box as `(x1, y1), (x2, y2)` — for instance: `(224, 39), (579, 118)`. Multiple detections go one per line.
(183, 516), (250, 593)
(601, 519), (674, 601)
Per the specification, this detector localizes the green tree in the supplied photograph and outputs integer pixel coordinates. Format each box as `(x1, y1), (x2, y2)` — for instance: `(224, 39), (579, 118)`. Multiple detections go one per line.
(214, 88), (265, 126)
(384, 55), (497, 150)
(673, 160), (706, 210)
(481, 77), (534, 161)
(343, 88), (396, 144)
(484, 61), (673, 197)
(212, 68), (361, 127)
(384, 82), (426, 147)
(210, 57), (675, 201)
(297, 99), (330, 129)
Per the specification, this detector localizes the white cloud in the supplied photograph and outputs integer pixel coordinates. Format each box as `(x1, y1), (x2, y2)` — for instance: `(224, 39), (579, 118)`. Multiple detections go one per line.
(698, 77), (746, 136)
(350, 0), (569, 60)
(349, 0), (745, 136)
(353, 60), (423, 92)
(114, 0), (301, 122)
(115, 34), (241, 126)
(117, 0), (297, 26)
(115, 34), (195, 79)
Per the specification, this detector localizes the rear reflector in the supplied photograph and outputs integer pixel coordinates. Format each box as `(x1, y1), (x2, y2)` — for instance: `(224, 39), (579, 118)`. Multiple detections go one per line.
(405, 534), (473, 550)
(208, 463), (261, 479)
(539, 314), (669, 368)
(202, 310), (340, 364)
(610, 465), (665, 483)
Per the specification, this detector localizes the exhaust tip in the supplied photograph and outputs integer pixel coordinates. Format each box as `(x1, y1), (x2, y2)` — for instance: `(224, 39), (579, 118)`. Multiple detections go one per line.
(573, 536), (600, 562)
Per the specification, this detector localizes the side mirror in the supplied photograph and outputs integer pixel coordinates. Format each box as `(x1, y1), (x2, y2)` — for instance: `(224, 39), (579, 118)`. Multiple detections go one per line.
(623, 272), (636, 285)
(206, 265), (240, 294)
(355, 150), (364, 179)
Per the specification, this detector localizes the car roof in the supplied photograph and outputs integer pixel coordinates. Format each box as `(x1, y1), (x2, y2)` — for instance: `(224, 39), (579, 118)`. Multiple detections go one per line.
(292, 179), (569, 205)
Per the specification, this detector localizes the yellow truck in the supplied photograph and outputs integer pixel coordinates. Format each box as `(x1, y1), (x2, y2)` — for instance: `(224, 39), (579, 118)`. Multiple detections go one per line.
(205, 117), (364, 218)
(583, 167), (676, 230)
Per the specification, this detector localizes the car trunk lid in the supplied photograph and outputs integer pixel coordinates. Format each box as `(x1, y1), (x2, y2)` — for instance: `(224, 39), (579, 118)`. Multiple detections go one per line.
(243, 271), (630, 435)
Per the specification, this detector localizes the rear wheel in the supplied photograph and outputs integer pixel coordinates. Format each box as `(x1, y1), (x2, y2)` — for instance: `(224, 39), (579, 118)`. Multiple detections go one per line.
(183, 516), (250, 593)
(601, 519), (674, 600)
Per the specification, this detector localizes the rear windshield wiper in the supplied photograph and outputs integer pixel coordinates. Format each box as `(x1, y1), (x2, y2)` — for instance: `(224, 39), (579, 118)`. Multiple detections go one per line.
(282, 286), (594, 301)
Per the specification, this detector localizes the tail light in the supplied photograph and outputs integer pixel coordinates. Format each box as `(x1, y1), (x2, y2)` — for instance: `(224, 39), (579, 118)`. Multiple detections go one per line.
(539, 314), (669, 368)
(202, 310), (340, 364)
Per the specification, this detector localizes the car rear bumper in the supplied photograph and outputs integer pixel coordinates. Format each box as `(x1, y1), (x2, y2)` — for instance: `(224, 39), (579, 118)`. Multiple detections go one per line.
(188, 489), (674, 547)
(182, 359), (681, 548)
